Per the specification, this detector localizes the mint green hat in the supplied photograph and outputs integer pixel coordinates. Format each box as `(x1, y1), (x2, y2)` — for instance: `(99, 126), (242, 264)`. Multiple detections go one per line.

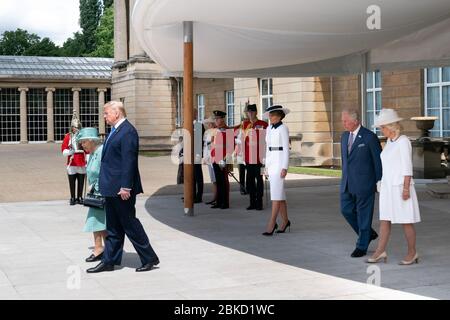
(77, 127), (100, 142)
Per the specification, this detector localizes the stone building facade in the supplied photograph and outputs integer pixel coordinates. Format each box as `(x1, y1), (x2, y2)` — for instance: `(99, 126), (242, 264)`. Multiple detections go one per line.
(0, 56), (112, 144)
(112, 0), (449, 166)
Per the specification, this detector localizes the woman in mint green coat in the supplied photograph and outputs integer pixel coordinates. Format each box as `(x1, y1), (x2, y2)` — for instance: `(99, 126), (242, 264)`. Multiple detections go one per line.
(77, 127), (107, 263)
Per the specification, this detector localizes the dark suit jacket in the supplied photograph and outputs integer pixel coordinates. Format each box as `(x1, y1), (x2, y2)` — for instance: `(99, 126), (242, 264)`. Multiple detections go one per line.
(340, 126), (382, 196)
(99, 119), (144, 197)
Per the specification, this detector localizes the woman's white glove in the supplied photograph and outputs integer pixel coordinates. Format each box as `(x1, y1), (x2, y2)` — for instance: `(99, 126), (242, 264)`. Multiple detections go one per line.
(62, 149), (75, 157)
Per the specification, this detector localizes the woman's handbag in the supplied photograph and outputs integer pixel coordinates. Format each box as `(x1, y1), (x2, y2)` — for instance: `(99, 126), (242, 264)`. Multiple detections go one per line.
(83, 184), (105, 209)
(84, 193), (105, 209)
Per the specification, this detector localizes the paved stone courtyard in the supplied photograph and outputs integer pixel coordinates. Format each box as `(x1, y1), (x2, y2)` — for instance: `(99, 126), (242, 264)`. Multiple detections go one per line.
(1, 144), (448, 299)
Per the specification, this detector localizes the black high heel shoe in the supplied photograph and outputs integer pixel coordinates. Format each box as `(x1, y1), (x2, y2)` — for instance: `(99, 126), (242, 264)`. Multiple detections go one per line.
(276, 220), (291, 233)
(262, 223), (278, 236)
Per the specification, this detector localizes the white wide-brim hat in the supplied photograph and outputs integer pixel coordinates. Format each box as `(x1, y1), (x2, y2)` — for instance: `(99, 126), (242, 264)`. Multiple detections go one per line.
(262, 105), (290, 119)
(373, 108), (403, 127)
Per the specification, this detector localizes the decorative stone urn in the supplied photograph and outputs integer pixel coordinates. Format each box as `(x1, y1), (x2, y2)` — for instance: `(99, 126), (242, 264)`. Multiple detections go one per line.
(410, 116), (446, 179)
(411, 116), (438, 140)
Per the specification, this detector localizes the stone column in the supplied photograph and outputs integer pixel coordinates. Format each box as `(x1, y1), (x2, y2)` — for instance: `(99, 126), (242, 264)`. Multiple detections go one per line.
(97, 88), (107, 135)
(128, 0), (146, 58)
(114, 0), (128, 62)
(72, 88), (81, 116)
(45, 88), (56, 142)
(18, 87), (28, 143)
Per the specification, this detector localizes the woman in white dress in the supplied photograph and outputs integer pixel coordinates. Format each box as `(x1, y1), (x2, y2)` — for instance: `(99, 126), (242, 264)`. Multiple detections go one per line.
(262, 105), (291, 236)
(367, 109), (421, 265)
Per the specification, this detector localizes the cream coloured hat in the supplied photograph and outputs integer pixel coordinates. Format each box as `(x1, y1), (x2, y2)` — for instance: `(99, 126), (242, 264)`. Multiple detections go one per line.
(373, 108), (403, 127)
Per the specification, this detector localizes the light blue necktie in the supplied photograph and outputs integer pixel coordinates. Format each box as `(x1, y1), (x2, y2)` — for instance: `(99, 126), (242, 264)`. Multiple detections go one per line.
(104, 126), (116, 146)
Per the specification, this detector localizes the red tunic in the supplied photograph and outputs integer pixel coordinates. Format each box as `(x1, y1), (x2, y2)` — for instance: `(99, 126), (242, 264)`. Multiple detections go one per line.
(61, 133), (86, 167)
(240, 119), (268, 165)
(211, 126), (234, 164)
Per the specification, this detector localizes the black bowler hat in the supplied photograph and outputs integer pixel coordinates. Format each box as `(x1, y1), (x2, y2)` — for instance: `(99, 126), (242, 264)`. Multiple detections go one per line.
(213, 110), (226, 118)
(245, 104), (257, 112)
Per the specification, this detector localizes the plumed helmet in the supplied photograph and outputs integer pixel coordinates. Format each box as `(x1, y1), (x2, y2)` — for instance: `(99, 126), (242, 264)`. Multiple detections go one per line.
(70, 109), (82, 130)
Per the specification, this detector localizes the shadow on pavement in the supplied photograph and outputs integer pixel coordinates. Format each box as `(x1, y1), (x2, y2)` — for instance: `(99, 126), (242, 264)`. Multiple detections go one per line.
(145, 178), (450, 299)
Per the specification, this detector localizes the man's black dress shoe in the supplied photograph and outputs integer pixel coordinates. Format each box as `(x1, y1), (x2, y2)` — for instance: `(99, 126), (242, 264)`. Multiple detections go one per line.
(370, 232), (378, 241)
(205, 200), (216, 205)
(136, 259), (159, 272)
(76, 197), (84, 205)
(85, 252), (103, 262)
(70, 198), (76, 206)
(86, 262), (114, 273)
(351, 248), (367, 258)
(246, 205), (256, 210)
(220, 205), (229, 209)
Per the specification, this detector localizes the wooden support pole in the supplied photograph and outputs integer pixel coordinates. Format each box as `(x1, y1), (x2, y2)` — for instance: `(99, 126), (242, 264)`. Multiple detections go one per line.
(183, 21), (194, 216)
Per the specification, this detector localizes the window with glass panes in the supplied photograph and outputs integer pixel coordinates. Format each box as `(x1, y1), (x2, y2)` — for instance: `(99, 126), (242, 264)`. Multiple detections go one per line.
(176, 79), (183, 127)
(54, 89), (73, 141)
(425, 67), (450, 137)
(226, 90), (234, 126)
(197, 94), (205, 121)
(80, 88), (99, 129)
(0, 88), (20, 143)
(260, 78), (273, 115)
(365, 71), (382, 134)
(27, 88), (47, 142)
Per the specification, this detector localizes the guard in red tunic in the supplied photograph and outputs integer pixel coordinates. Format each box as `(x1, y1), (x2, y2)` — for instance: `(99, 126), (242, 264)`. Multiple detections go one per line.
(238, 104), (268, 210)
(210, 110), (233, 209)
(61, 110), (87, 205)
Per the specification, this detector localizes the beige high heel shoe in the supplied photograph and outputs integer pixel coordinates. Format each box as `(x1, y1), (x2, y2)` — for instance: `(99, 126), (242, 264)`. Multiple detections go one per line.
(366, 252), (387, 263)
(399, 253), (419, 265)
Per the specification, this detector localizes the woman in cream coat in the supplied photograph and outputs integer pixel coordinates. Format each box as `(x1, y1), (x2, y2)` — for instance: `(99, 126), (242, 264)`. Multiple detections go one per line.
(262, 105), (291, 236)
(367, 109), (421, 265)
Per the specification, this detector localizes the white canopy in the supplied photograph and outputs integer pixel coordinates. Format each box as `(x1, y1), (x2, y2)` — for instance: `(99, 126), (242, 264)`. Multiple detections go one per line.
(132, 0), (450, 77)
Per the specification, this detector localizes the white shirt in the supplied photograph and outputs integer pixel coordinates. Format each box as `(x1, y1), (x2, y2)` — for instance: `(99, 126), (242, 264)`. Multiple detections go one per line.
(351, 125), (361, 137)
(348, 124), (361, 143)
(104, 118), (126, 145)
(114, 117), (126, 129)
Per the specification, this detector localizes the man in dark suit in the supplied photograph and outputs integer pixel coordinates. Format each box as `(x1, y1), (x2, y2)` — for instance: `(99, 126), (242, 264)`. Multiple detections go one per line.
(87, 101), (159, 273)
(340, 108), (382, 258)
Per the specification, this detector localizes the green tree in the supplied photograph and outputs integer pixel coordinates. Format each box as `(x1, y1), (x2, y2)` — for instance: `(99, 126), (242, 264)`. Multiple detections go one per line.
(0, 29), (40, 55)
(61, 32), (87, 57)
(103, 0), (113, 9)
(25, 37), (62, 56)
(89, 6), (114, 57)
(0, 29), (62, 56)
(79, 0), (102, 53)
